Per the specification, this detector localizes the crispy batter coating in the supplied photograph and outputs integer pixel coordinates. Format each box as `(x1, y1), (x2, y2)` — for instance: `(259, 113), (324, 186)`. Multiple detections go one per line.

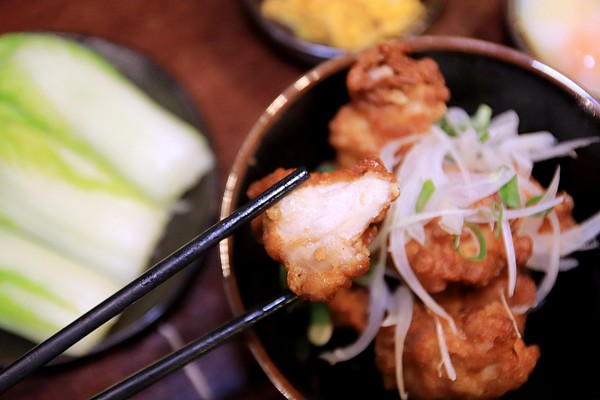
(401, 182), (575, 294)
(404, 219), (533, 293)
(375, 271), (540, 400)
(247, 167), (293, 239)
(328, 284), (370, 332)
(248, 158), (399, 302)
(329, 40), (450, 167)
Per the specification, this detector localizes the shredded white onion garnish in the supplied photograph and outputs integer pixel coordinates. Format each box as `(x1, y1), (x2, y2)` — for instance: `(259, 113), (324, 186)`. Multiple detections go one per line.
(318, 105), (600, 396)
(391, 285), (414, 400)
(501, 218), (518, 296)
(533, 211), (562, 305)
(390, 229), (458, 333)
(319, 247), (390, 364)
(499, 289), (522, 339)
(434, 316), (456, 381)
(528, 210), (600, 272)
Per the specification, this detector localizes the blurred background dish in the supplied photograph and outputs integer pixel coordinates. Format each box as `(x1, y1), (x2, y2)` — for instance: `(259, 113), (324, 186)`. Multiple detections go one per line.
(221, 35), (600, 399)
(506, 0), (600, 99)
(240, 0), (444, 65)
(0, 33), (219, 367)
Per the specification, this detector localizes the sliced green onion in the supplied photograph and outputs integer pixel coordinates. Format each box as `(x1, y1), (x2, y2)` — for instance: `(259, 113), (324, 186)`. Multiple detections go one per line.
(499, 175), (521, 209)
(471, 104), (492, 143)
(478, 129), (490, 143)
(491, 201), (503, 238)
(316, 162), (339, 173)
(453, 222), (487, 261)
(307, 302), (333, 346)
(526, 195), (553, 216)
(525, 195), (543, 206)
(278, 264), (288, 289)
(438, 117), (458, 137)
(415, 179), (435, 213)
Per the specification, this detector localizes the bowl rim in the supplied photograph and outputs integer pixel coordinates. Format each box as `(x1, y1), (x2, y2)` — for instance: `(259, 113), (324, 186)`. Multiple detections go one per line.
(219, 34), (600, 399)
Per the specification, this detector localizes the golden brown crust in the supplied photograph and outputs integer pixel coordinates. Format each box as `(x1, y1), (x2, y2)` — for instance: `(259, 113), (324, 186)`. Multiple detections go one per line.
(404, 219), (533, 293)
(328, 285), (370, 332)
(247, 167), (295, 240)
(248, 158), (399, 302)
(375, 272), (540, 400)
(329, 40), (450, 167)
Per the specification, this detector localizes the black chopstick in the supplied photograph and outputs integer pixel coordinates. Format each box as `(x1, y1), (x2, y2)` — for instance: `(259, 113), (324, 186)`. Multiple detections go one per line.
(0, 167), (309, 394)
(92, 290), (299, 400)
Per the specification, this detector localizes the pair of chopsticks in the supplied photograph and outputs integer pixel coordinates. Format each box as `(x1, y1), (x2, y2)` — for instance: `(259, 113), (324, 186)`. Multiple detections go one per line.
(0, 167), (308, 398)
(94, 290), (299, 399)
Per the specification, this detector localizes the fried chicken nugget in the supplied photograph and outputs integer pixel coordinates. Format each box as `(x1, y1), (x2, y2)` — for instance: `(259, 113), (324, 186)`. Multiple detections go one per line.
(375, 271), (540, 400)
(328, 284), (370, 332)
(329, 40), (450, 167)
(405, 218), (533, 293)
(247, 158), (399, 302)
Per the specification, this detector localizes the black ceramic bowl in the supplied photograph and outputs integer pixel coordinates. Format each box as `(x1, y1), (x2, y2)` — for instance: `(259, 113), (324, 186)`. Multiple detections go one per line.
(240, 0), (444, 66)
(220, 36), (600, 399)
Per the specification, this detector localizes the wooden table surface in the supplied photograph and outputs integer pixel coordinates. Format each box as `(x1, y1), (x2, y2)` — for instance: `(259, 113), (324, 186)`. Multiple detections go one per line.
(0, 1), (513, 399)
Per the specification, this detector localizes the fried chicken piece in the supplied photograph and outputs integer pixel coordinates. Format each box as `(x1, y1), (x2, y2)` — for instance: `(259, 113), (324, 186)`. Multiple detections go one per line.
(375, 271), (540, 400)
(247, 167), (295, 240)
(402, 179), (577, 294)
(329, 40), (450, 167)
(248, 158), (399, 302)
(404, 219), (533, 293)
(328, 284), (370, 332)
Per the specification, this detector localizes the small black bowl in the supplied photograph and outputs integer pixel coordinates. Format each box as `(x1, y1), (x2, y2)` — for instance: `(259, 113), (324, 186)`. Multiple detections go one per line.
(240, 0), (444, 66)
(221, 36), (600, 399)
